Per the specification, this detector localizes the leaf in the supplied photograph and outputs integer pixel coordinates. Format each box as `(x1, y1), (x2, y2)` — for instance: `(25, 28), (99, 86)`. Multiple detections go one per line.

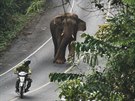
(81, 33), (87, 38)
(49, 73), (84, 83)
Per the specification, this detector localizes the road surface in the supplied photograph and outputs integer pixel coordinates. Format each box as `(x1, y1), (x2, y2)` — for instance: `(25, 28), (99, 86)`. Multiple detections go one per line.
(0, 0), (104, 101)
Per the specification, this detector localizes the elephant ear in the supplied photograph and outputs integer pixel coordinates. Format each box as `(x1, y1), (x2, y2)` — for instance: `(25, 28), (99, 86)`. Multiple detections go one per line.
(77, 19), (86, 31)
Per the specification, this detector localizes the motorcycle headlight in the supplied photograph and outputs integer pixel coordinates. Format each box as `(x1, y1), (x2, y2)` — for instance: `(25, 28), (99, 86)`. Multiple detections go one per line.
(19, 77), (25, 82)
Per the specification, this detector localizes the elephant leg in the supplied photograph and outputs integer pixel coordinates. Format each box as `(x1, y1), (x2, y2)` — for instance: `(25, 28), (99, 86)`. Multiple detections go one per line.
(52, 29), (63, 63)
(53, 36), (62, 63)
(52, 36), (57, 58)
(50, 27), (62, 59)
(50, 23), (57, 58)
(55, 49), (66, 64)
(67, 41), (75, 63)
(54, 39), (68, 64)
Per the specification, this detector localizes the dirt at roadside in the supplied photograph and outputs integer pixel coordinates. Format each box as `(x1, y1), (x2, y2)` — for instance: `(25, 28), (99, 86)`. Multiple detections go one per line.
(0, 12), (43, 72)
(0, 0), (66, 74)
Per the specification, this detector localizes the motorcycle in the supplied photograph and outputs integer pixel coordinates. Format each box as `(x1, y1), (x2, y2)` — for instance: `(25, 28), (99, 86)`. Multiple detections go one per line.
(16, 71), (28, 98)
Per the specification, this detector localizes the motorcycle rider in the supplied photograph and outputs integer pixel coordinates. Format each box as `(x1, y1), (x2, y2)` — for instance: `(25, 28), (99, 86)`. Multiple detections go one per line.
(14, 60), (32, 92)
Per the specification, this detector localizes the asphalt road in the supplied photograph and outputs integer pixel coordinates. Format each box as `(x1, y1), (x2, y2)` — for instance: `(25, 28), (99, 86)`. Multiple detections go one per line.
(0, 0), (104, 101)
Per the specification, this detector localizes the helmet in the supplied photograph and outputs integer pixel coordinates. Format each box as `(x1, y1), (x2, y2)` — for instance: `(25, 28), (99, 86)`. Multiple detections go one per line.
(24, 60), (31, 66)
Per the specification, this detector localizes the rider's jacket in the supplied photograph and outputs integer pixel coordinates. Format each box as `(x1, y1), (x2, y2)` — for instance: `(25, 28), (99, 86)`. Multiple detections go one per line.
(14, 64), (31, 74)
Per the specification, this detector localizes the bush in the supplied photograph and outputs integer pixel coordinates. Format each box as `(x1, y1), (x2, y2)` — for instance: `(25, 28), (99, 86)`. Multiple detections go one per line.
(0, 0), (46, 52)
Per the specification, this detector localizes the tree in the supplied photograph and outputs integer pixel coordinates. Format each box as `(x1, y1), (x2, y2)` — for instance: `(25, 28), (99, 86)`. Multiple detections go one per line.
(0, 0), (46, 52)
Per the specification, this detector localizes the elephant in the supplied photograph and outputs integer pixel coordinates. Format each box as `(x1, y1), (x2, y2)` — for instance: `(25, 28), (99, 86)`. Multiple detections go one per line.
(50, 13), (86, 64)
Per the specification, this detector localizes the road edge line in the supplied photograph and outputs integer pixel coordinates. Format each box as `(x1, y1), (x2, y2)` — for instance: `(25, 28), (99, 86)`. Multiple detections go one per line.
(0, 37), (52, 77)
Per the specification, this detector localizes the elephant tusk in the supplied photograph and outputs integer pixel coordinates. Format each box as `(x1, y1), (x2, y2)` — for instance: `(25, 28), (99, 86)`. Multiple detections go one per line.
(72, 34), (74, 39)
(61, 33), (64, 36)
(54, 20), (56, 24)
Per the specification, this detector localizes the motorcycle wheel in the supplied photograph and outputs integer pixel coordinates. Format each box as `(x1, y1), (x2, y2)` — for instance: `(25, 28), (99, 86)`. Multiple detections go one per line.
(20, 86), (24, 98)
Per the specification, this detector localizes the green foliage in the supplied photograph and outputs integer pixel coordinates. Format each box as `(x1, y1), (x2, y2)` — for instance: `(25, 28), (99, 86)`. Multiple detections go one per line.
(122, 0), (135, 5)
(49, 73), (84, 82)
(12, 0), (33, 14)
(58, 79), (89, 100)
(74, 33), (120, 69)
(83, 5), (135, 100)
(0, 0), (32, 52)
(85, 70), (124, 101)
(0, 0), (32, 31)
(49, 73), (86, 100)
(26, 0), (46, 14)
(0, 0), (46, 52)
(0, 13), (28, 51)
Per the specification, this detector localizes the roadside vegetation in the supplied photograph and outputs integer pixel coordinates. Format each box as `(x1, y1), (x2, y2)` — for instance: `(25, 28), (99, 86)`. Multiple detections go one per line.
(0, 0), (46, 53)
(49, 0), (135, 100)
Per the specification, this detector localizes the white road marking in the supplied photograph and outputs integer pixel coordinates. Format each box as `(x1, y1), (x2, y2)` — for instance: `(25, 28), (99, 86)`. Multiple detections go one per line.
(70, 0), (74, 13)
(106, 0), (112, 19)
(0, 37), (52, 77)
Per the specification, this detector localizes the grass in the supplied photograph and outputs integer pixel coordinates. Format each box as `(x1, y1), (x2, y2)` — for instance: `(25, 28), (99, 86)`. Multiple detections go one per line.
(0, 0), (47, 53)
(0, 13), (36, 52)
